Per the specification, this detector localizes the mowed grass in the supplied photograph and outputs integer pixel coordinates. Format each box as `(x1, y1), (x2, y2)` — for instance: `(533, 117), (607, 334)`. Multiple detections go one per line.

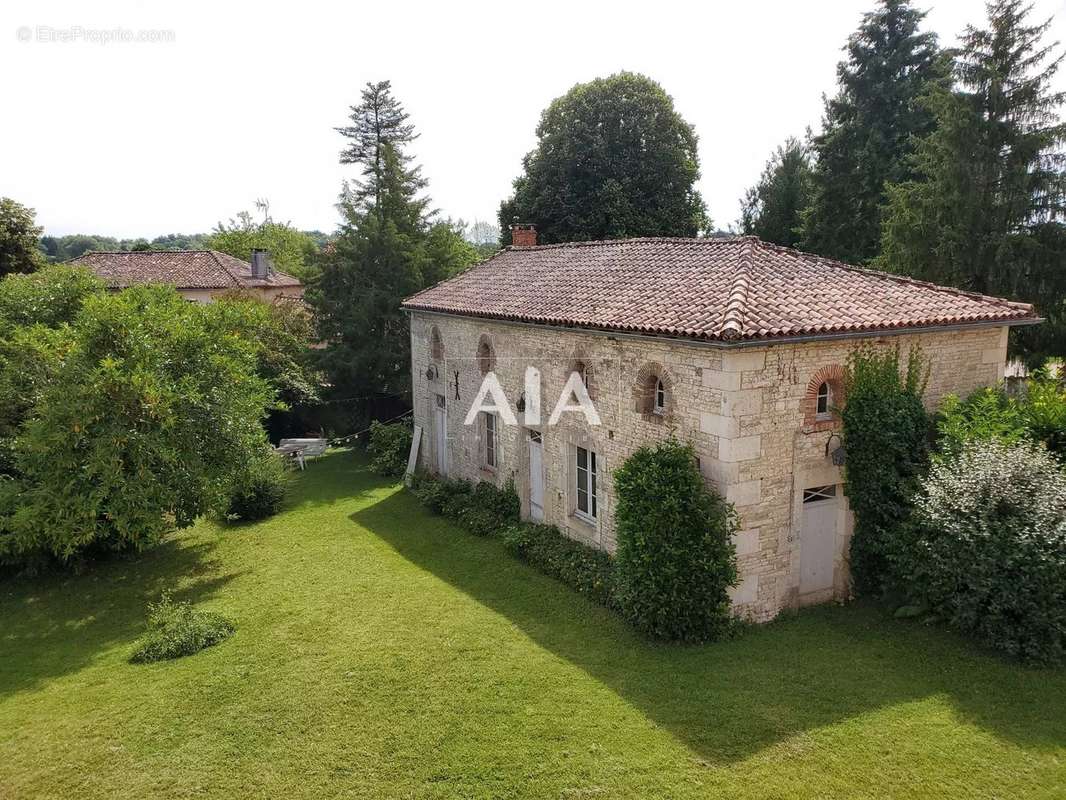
(1, 451), (1064, 799)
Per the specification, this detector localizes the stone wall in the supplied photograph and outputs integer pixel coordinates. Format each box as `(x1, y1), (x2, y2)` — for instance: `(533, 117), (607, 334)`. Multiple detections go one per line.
(409, 311), (1008, 621)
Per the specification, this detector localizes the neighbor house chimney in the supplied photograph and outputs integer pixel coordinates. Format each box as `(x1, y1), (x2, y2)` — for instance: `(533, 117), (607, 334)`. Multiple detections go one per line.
(510, 222), (537, 247)
(250, 248), (270, 279)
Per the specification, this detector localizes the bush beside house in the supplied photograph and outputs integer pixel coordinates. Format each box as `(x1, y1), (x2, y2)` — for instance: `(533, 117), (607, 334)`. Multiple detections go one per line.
(843, 350), (1066, 664)
(912, 439), (1066, 664)
(613, 439), (739, 642)
(410, 440), (739, 642)
(841, 346), (930, 597)
(367, 420), (413, 477)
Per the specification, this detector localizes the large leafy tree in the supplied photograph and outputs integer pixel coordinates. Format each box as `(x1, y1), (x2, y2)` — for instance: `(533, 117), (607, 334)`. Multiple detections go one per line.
(801, 1), (947, 264)
(0, 198), (46, 276)
(499, 72), (708, 244)
(308, 82), (476, 430)
(880, 0), (1066, 360)
(207, 200), (321, 282)
(739, 137), (814, 247)
(0, 285), (274, 567)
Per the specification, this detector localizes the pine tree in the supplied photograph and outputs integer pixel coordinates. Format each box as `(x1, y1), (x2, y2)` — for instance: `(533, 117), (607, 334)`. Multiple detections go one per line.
(739, 137), (813, 248)
(336, 81), (429, 234)
(309, 83), (477, 428)
(801, 0), (947, 264)
(880, 0), (1066, 360)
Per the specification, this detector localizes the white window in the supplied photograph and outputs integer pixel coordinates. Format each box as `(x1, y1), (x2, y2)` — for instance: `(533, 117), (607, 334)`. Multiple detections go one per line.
(483, 411), (498, 468)
(576, 446), (598, 520)
(816, 382), (831, 419)
(654, 378), (666, 414)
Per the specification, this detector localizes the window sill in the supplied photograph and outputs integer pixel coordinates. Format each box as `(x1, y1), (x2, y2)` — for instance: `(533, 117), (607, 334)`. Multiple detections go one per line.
(480, 465), (498, 476)
(572, 511), (598, 528)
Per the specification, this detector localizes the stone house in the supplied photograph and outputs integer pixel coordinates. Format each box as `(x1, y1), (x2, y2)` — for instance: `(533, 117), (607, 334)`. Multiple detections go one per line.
(402, 232), (1038, 622)
(69, 248), (303, 304)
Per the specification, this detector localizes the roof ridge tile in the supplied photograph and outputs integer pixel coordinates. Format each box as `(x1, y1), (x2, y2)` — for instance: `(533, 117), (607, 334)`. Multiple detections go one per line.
(718, 238), (753, 339)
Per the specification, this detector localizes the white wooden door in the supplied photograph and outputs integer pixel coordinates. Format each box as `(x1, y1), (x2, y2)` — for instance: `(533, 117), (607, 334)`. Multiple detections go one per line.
(434, 395), (447, 475)
(528, 431), (544, 521)
(800, 485), (838, 596)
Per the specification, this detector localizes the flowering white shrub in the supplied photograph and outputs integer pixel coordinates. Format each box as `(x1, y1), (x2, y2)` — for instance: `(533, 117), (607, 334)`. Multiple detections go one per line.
(913, 439), (1066, 664)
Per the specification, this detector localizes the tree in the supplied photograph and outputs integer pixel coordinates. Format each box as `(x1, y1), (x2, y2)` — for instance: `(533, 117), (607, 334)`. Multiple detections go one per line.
(0, 266), (106, 475)
(0, 198), (47, 276)
(739, 137), (814, 247)
(801, 1), (947, 264)
(309, 82), (467, 430)
(205, 291), (320, 410)
(498, 72), (708, 244)
(206, 200), (321, 282)
(466, 219), (501, 261)
(336, 80), (429, 234)
(0, 286), (273, 567)
(880, 0), (1066, 361)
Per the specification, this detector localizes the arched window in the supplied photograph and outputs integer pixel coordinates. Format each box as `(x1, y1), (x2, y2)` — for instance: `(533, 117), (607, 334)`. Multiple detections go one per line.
(816, 381), (831, 419)
(476, 335), (495, 375)
(633, 363), (672, 419)
(430, 326), (444, 362)
(804, 365), (845, 430)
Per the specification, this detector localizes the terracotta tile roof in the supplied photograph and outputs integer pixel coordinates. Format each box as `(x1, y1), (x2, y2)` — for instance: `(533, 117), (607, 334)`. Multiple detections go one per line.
(68, 250), (303, 291)
(402, 236), (1038, 343)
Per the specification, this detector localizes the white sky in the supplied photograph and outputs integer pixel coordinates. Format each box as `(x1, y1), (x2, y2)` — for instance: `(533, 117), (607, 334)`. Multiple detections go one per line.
(3, 0), (1065, 239)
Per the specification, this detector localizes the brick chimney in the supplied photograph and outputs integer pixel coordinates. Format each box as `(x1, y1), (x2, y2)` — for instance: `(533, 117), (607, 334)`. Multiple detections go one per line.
(510, 222), (537, 247)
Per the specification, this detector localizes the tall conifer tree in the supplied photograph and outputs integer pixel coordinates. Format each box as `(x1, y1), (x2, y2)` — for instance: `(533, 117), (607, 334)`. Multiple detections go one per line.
(739, 137), (813, 248)
(880, 0), (1066, 359)
(309, 82), (475, 427)
(801, 0), (947, 264)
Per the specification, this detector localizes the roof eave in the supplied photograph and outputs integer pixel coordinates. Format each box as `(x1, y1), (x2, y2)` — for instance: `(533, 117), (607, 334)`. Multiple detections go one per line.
(402, 306), (1042, 349)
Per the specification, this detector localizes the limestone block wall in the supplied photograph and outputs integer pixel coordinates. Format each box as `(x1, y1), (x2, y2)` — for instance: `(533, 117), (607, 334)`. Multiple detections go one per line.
(408, 311), (1008, 622)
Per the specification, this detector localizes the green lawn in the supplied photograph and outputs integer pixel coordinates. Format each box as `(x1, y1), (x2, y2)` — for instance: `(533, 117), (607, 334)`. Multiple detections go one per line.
(1, 451), (1064, 799)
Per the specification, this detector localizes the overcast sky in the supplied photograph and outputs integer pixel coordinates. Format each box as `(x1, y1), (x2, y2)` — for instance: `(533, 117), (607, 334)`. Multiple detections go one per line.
(3, 0), (1065, 239)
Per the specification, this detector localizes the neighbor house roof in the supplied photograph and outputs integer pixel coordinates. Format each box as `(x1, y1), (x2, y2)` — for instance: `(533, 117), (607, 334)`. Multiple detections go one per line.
(68, 250), (303, 291)
(402, 236), (1038, 343)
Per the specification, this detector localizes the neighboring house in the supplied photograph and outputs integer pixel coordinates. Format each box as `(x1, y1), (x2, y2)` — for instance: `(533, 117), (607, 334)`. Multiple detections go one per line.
(403, 230), (1040, 622)
(68, 249), (303, 303)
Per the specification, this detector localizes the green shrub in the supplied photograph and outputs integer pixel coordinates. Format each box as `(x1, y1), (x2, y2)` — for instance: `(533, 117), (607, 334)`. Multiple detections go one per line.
(842, 345), (930, 596)
(453, 479), (520, 536)
(411, 473), (519, 536)
(367, 420), (413, 478)
(503, 523), (616, 607)
(1024, 375), (1066, 458)
(613, 439), (738, 642)
(935, 376), (1066, 461)
(226, 451), (290, 521)
(410, 472), (456, 513)
(936, 387), (1029, 456)
(130, 591), (235, 663)
(912, 438), (1066, 664)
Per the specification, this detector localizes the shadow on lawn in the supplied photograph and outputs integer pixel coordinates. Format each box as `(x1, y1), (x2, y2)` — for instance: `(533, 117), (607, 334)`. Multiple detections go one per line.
(0, 535), (240, 699)
(354, 488), (1066, 764)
